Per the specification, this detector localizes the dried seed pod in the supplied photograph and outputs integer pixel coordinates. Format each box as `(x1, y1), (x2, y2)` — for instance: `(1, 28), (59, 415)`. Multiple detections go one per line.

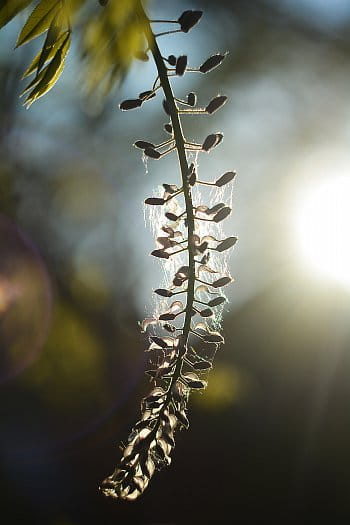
(188, 170), (196, 186)
(163, 99), (171, 115)
(216, 236), (237, 252)
(200, 308), (213, 318)
(175, 55), (187, 76)
(135, 140), (155, 149)
(151, 249), (170, 259)
(164, 123), (173, 134)
(163, 323), (176, 333)
(178, 10), (203, 33)
(193, 361), (212, 371)
(151, 336), (171, 348)
(165, 212), (179, 222)
(159, 312), (176, 321)
(205, 203), (225, 215)
(120, 98), (143, 110)
(187, 379), (207, 389)
(187, 92), (197, 106)
(207, 296), (226, 307)
(168, 55), (177, 66)
(213, 206), (231, 223)
(199, 53), (227, 74)
(144, 147), (161, 159)
(211, 276), (232, 288)
(205, 95), (228, 114)
(202, 133), (223, 152)
(145, 198), (165, 205)
(215, 171), (236, 187)
(154, 289), (173, 297)
(139, 90), (155, 100)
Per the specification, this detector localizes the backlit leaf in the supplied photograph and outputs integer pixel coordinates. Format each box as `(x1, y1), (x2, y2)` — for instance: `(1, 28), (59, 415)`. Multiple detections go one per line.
(16, 0), (60, 47)
(0, 0), (33, 30)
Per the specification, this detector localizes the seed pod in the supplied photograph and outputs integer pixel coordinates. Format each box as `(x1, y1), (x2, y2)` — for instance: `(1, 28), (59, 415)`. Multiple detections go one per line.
(145, 198), (165, 205)
(213, 206), (231, 223)
(165, 212), (179, 222)
(202, 133), (223, 152)
(216, 237), (237, 252)
(168, 55), (177, 66)
(139, 90), (155, 100)
(163, 323), (176, 333)
(199, 53), (227, 74)
(163, 100), (171, 115)
(120, 98), (143, 110)
(151, 249), (169, 259)
(206, 95), (228, 115)
(203, 333), (224, 344)
(163, 184), (178, 194)
(159, 313), (176, 321)
(211, 276), (232, 288)
(206, 203), (225, 215)
(187, 92), (197, 106)
(187, 379), (207, 389)
(178, 10), (203, 33)
(164, 123), (173, 134)
(188, 170), (196, 186)
(208, 296), (226, 307)
(151, 336), (170, 348)
(154, 288), (173, 297)
(176, 55), (187, 76)
(135, 140), (155, 149)
(215, 171), (236, 187)
(200, 308), (213, 318)
(144, 147), (161, 159)
(193, 361), (212, 371)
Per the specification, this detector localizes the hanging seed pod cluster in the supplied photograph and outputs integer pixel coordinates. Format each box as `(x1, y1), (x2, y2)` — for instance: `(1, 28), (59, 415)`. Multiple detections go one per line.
(101, 6), (237, 501)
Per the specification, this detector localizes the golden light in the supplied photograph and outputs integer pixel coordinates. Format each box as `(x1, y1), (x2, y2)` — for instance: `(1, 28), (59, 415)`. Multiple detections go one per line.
(295, 175), (350, 288)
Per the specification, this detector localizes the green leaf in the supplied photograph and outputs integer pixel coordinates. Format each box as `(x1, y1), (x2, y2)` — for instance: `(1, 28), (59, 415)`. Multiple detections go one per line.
(23, 32), (71, 107)
(37, 18), (61, 73)
(16, 0), (60, 47)
(21, 30), (67, 78)
(0, 0), (33, 30)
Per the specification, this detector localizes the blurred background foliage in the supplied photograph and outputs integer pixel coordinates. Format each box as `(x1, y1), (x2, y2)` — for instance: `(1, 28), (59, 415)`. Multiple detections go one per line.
(1, 0), (350, 523)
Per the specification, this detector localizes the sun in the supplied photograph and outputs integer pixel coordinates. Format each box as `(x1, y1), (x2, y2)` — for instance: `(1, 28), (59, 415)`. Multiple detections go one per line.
(295, 175), (350, 288)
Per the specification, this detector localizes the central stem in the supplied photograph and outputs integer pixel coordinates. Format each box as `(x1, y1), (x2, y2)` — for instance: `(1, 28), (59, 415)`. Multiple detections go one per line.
(138, 2), (196, 395)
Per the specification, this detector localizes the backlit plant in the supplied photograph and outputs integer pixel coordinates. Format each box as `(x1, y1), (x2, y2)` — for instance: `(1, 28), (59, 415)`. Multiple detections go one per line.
(1, 0), (237, 501)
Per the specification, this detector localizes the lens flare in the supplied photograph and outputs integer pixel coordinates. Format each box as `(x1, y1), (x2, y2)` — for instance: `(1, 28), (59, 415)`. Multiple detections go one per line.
(295, 176), (350, 288)
(0, 215), (52, 383)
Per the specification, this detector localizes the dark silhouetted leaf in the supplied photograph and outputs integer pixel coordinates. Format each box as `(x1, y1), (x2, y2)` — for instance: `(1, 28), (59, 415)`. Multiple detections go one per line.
(211, 276), (232, 288)
(206, 95), (228, 114)
(187, 379), (207, 389)
(208, 296), (226, 307)
(145, 197), (165, 205)
(151, 249), (169, 259)
(135, 140), (155, 149)
(216, 236), (237, 252)
(144, 147), (161, 159)
(176, 55), (187, 76)
(213, 206), (231, 223)
(199, 53), (227, 73)
(120, 98), (143, 110)
(178, 10), (203, 33)
(154, 288), (173, 297)
(215, 170), (236, 187)
(187, 92), (197, 106)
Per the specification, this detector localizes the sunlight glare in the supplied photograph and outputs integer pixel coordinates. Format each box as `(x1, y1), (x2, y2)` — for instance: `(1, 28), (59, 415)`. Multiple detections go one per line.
(295, 175), (350, 288)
